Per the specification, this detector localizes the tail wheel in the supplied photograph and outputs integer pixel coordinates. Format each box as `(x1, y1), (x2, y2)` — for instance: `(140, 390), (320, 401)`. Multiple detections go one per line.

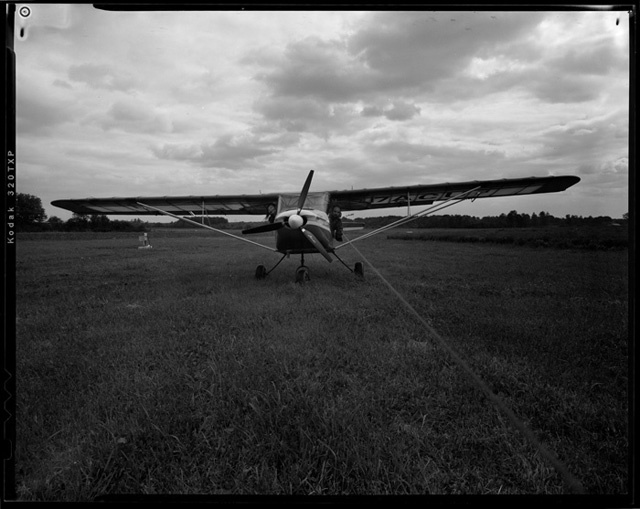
(354, 262), (364, 277)
(295, 266), (310, 284)
(255, 264), (267, 280)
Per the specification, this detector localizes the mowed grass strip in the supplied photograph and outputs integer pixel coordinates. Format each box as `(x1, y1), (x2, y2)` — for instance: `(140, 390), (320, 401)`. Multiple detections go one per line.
(14, 231), (628, 498)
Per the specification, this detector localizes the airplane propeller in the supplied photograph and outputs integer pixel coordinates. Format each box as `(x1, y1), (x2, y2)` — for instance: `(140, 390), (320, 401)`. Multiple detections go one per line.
(297, 170), (314, 213)
(300, 227), (332, 262)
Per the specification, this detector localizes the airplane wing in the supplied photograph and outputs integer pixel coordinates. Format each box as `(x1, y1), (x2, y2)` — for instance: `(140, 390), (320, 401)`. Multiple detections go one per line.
(52, 176), (580, 215)
(51, 193), (280, 216)
(328, 175), (580, 211)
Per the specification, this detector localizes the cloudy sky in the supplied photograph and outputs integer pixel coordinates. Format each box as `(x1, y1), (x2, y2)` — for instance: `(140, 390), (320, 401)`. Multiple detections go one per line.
(15, 5), (630, 222)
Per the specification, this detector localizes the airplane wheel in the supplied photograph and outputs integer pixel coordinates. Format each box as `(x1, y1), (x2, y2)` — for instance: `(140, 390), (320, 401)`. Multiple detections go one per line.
(354, 262), (364, 277)
(295, 266), (310, 284)
(255, 264), (267, 280)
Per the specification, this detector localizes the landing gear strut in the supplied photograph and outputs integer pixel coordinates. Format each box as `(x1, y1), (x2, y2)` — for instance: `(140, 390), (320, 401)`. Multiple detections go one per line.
(255, 251), (363, 282)
(332, 250), (364, 278)
(254, 253), (288, 280)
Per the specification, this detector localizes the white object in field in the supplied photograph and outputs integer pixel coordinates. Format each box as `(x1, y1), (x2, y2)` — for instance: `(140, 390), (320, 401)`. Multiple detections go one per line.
(138, 233), (152, 249)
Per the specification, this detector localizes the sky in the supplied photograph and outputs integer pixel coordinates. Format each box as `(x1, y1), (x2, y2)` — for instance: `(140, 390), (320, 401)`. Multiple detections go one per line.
(14, 5), (630, 222)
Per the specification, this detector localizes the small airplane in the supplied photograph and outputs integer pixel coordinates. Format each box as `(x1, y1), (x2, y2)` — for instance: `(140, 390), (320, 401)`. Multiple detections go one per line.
(52, 171), (580, 282)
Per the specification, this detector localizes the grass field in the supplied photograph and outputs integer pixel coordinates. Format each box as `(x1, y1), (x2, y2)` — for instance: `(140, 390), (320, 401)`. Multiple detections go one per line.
(14, 228), (629, 499)
(387, 225), (629, 250)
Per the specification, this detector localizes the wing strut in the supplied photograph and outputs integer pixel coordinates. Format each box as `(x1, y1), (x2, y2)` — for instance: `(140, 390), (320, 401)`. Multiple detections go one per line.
(136, 202), (278, 253)
(335, 186), (481, 250)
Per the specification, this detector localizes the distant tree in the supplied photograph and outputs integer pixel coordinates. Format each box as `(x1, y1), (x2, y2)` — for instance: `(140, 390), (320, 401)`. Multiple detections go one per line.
(66, 213), (90, 231)
(16, 193), (47, 227)
(517, 212), (530, 227)
(531, 212), (539, 227)
(130, 218), (147, 232)
(109, 218), (147, 232)
(174, 216), (229, 228)
(90, 214), (111, 232)
(538, 211), (549, 227)
(47, 216), (64, 231)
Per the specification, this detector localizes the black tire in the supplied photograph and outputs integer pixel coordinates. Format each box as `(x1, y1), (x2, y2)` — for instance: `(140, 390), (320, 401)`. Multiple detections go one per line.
(255, 265), (267, 279)
(295, 266), (310, 284)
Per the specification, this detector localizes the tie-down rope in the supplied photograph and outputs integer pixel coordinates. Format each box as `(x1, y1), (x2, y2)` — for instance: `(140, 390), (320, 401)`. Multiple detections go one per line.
(345, 236), (585, 495)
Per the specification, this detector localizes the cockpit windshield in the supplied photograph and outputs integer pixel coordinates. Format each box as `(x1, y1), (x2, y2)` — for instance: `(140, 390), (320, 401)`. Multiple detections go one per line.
(277, 192), (330, 214)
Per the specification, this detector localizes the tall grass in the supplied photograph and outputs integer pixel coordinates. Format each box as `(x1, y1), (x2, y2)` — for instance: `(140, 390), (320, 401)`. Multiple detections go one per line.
(14, 231), (628, 499)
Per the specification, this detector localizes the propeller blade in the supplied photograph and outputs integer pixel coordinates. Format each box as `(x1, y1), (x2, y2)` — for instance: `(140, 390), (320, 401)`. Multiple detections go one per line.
(301, 227), (332, 263)
(297, 170), (314, 213)
(242, 222), (284, 235)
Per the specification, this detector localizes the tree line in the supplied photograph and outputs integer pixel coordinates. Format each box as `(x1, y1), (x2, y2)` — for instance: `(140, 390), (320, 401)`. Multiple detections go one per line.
(358, 210), (627, 230)
(16, 193), (627, 232)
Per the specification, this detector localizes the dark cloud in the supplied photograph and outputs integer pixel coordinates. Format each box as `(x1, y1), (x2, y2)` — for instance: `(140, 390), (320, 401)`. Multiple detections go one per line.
(517, 42), (627, 103)
(254, 36), (372, 102)
(346, 12), (623, 106)
(254, 96), (359, 138)
(347, 12), (547, 93)
(431, 52), (617, 105)
(528, 74), (602, 103)
(250, 11), (551, 127)
(547, 44), (624, 77)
